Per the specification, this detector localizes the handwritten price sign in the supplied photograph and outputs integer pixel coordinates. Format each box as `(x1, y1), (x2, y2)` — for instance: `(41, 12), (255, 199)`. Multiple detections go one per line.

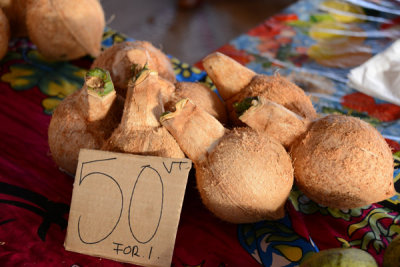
(65, 149), (192, 267)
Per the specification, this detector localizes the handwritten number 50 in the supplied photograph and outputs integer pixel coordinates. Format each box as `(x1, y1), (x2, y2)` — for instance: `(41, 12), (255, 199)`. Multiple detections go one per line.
(78, 162), (164, 245)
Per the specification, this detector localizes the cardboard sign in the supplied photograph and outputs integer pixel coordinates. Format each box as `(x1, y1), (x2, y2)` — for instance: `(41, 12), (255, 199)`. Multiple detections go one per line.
(65, 149), (192, 267)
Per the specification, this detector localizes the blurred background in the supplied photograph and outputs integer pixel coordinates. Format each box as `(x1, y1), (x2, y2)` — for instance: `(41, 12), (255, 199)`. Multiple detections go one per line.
(101, 0), (295, 64)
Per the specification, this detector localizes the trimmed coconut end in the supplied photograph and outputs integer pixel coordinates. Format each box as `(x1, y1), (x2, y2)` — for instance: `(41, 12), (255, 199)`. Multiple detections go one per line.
(132, 64), (157, 85)
(85, 67), (115, 98)
(160, 98), (189, 123)
(234, 97), (259, 117)
(202, 52), (255, 100)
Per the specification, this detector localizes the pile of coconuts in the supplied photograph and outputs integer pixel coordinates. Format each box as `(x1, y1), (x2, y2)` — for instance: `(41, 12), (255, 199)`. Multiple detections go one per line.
(48, 42), (396, 224)
(0, 0), (105, 61)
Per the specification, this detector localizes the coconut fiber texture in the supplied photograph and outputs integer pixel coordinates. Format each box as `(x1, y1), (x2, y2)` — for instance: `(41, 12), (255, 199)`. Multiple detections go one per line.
(197, 127), (294, 223)
(0, 8), (9, 60)
(26, 0), (105, 60)
(291, 115), (395, 209)
(226, 74), (317, 125)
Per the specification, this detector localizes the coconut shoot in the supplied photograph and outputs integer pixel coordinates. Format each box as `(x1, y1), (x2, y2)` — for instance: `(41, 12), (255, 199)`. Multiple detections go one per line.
(91, 41), (176, 97)
(161, 99), (294, 223)
(48, 68), (123, 174)
(102, 68), (184, 159)
(237, 97), (311, 149)
(202, 52), (316, 125)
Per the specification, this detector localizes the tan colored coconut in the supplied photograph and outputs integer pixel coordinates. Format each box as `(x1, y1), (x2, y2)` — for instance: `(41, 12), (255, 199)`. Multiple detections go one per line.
(202, 52), (316, 125)
(0, 0), (27, 37)
(91, 41), (176, 97)
(238, 98), (395, 208)
(48, 68), (123, 174)
(26, 0), (104, 60)
(103, 69), (184, 159)
(0, 8), (9, 60)
(161, 99), (294, 223)
(291, 114), (395, 209)
(164, 82), (228, 125)
(238, 97), (311, 149)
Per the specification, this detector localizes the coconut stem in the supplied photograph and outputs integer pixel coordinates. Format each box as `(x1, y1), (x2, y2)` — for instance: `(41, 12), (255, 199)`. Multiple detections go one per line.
(238, 97), (311, 148)
(202, 52), (255, 100)
(160, 99), (226, 163)
(120, 68), (164, 130)
(82, 67), (117, 122)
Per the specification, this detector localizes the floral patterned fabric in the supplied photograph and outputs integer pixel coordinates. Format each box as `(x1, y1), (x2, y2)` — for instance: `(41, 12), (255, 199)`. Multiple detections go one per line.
(1, 1), (400, 266)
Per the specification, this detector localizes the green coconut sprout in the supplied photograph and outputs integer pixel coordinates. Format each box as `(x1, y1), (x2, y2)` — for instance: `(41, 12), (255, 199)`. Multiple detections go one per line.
(85, 67), (114, 97)
(131, 63), (150, 83)
(233, 97), (258, 117)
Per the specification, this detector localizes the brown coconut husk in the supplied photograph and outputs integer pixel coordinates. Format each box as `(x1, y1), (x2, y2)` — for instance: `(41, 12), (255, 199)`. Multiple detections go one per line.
(161, 99), (226, 163)
(0, 0), (27, 37)
(202, 52), (316, 126)
(26, 0), (104, 60)
(198, 127), (294, 223)
(91, 41), (176, 97)
(239, 97), (311, 149)
(103, 69), (184, 159)
(227, 74), (317, 125)
(164, 82), (228, 125)
(0, 8), (9, 60)
(161, 100), (294, 223)
(48, 88), (124, 174)
(202, 52), (255, 100)
(290, 115), (395, 209)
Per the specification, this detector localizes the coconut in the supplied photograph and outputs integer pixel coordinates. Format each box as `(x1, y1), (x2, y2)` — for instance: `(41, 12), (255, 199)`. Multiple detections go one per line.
(202, 52), (316, 125)
(300, 248), (377, 267)
(291, 114), (395, 209)
(0, 0), (27, 37)
(48, 68), (123, 174)
(0, 8), (9, 60)
(91, 41), (176, 97)
(102, 68), (184, 159)
(26, 0), (104, 60)
(161, 99), (294, 223)
(164, 82), (228, 125)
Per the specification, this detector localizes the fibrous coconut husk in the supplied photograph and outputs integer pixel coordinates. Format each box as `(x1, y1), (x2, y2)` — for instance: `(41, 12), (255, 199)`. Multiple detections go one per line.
(0, 0), (27, 37)
(26, 0), (104, 60)
(197, 127), (294, 223)
(161, 99), (294, 223)
(291, 114), (395, 209)
(48, 89), (124, 174)
(202, 52), (255, 100)
(0, 8), (9, 60)
(103, 69), (184, 159)
(227, 74), (317, 125)
(239, 97), (311, 149)
(161, 99), (226, 163)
